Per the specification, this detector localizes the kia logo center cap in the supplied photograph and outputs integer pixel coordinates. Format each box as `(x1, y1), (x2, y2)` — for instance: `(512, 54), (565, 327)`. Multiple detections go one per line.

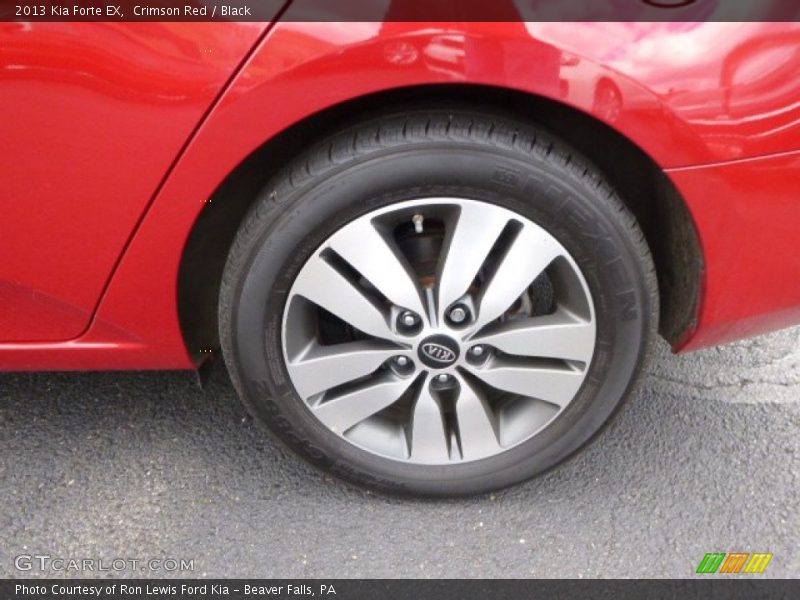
(418, 334), (460, 369)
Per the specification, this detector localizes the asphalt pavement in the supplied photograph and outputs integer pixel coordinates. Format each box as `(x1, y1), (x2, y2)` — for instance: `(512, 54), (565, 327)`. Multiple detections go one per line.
(1, 328), (798, 578)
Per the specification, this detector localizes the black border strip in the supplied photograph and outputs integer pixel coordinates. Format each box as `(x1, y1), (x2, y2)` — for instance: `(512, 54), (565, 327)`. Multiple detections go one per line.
(2, 0), (800, 22)
(3, 579), (800, 600)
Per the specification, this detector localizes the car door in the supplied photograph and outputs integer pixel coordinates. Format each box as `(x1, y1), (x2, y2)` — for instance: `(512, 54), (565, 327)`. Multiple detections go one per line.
(0, 21), (275, 341)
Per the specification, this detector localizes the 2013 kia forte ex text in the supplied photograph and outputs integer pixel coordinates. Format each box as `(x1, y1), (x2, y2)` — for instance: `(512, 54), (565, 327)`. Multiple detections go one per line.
(3, 13), (800, 496)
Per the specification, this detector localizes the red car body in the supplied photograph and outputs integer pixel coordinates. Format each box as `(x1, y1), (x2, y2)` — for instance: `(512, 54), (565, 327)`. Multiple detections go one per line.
(2, 18), (800, 370)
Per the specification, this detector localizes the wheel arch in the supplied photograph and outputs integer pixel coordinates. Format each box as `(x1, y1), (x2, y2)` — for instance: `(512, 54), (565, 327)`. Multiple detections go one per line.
(178, 83), (704, 362)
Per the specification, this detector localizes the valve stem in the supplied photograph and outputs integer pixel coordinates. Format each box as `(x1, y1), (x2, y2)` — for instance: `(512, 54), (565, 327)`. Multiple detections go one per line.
(412, 213), (424, 234)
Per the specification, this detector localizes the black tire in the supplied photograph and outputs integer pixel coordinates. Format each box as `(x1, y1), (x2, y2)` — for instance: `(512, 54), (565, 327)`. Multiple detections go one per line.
(219, 110), (658, 497)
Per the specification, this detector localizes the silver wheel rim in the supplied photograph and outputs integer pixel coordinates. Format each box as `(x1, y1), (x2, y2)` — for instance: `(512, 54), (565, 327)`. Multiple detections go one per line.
(281, 198), (596, 465)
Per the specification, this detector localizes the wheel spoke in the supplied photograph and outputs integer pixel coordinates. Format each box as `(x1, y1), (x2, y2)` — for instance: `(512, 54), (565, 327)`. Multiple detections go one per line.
(472, 225), (563, 333)
(474, 310), (595, 363)
(467, 362), (584, 408)
(292, 256), (395, 341)
(328, 218), (426, 318)
(289, 341), (405, 399)
(409, 382), (450, 463)
(454, 375), (502, 460)
(312, 375), (413, 434)
(436, 203), (510, 322)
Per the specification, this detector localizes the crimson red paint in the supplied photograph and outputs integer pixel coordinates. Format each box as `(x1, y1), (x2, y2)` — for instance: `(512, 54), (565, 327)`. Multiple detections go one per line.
(2, 21), (799, 369)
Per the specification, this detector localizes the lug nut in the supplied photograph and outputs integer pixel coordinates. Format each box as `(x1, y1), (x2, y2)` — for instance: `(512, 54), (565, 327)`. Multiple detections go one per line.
(400, 311), (418, 327)
(467, 345), (490, 365)
(448, 305), (468, 324)
(436, 374), (450, 383)
(391, 355), (414, 376)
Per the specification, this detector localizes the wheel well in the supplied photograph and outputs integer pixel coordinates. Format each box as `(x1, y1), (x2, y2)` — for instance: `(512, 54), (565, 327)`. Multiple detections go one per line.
(178, 84), (703, 362)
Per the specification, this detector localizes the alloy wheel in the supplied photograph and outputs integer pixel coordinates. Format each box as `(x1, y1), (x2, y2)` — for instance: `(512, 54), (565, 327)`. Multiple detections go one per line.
(281, 198), (596, 464)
